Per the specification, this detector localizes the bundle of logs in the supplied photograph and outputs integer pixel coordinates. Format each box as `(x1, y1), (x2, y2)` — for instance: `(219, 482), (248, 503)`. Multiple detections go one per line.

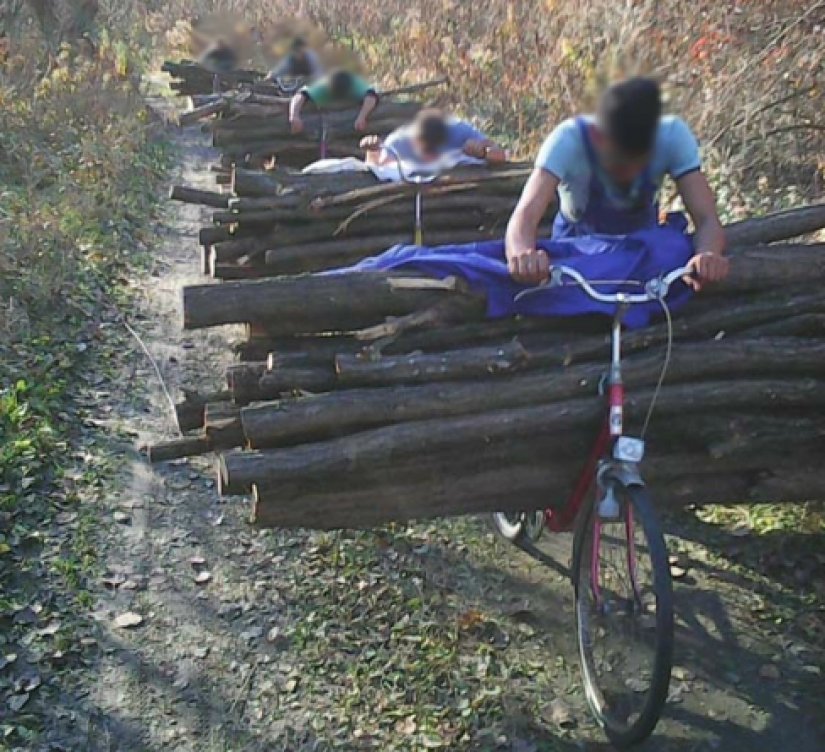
(166, 73), (515, 281)
(161, 59), (263, 96)
(173, 163), (538, 279)
(149, 204), (825, 529)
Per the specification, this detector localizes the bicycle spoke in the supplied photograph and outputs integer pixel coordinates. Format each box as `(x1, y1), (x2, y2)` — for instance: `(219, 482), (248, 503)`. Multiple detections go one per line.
(575, 487), (673, 746)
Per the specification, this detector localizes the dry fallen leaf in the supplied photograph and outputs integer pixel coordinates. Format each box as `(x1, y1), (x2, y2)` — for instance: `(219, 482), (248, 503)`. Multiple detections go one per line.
(395, 716), (417, 735)
(114, 612), (144, 629)
(549, 697), (575, 727)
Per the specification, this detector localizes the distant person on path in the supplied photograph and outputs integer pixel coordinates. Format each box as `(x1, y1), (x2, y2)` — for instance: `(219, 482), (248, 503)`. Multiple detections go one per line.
(506, 76), (729, 288)
(198, 38), (238, 73)
(360, 108), (508, 167)
(289, 69), (379, 134)
(267, 37), (324, 81)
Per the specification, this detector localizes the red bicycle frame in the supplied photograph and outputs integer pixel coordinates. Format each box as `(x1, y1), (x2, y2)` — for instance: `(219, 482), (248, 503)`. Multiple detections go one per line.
(544, 313), (626, 534)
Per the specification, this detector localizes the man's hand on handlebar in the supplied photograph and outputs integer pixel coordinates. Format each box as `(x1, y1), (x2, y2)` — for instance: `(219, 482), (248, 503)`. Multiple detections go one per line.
(463, 139), (488, 160)
(685, 252), (729, 292)
(359, 135), (383, 152)
(508, 248), (550, 285)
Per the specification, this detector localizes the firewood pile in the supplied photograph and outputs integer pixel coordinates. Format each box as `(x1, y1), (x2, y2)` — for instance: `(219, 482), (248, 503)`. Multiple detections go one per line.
(164, 72), (537, 283)
(150, 201), (825, 530)
(172, 163), (539, 280)
(161, 59), (263, 96)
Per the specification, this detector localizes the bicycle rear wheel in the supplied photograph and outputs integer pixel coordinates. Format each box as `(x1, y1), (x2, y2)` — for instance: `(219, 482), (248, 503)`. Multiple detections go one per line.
(573, 485), (673, 748)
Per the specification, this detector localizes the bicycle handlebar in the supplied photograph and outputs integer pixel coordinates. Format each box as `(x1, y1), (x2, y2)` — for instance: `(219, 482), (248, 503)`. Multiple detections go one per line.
(273, 75), (305, 95)
(514, 264), (694, 305)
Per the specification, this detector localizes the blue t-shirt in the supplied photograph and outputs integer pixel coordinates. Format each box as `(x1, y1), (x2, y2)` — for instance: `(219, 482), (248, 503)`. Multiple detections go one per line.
(383, 118), (485, 161)
(535, 115), (701, 222)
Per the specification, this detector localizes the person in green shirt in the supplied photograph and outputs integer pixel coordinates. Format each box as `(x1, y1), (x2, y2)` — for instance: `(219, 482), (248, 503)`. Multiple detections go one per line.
(289, 69), (380, 135)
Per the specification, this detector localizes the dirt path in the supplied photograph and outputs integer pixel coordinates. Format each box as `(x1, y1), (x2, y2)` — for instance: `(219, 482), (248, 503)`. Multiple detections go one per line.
(55, 122), (824, 752)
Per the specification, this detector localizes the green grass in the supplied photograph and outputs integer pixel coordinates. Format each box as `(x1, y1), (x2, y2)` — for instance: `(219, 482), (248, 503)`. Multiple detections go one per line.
(0, 39), (172, 745)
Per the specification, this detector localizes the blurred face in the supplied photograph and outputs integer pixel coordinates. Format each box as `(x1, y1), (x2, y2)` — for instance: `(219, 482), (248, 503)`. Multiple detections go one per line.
(590, 125), (651, 184)
(411, 135), (441, 163)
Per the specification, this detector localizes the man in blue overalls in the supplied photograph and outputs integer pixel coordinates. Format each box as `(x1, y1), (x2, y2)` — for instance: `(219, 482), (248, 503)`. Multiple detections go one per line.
(506, 77), (729, 290)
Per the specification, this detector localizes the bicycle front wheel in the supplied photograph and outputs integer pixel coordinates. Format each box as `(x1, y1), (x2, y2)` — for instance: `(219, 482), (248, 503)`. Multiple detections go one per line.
(573, 485), (674, 748)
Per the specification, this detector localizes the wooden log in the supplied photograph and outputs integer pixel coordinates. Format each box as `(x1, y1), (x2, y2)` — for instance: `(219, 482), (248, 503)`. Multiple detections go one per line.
(199, 226), (234, 246)
(203, 402), (245, 449)
(213, 113), (415, 144)
(177, 97), (229, 127)
(220, 140), (362, 161)
(232, 168), (377, 197)
(220, 378), (825, 494)
(309, 168), (533, 210)
(335, 340), (530, 387)
(251, 452), (825, 528)
(148, 436), (211, 463)
(257, 228), (501, 275)
(255, 367), (338, 400)
(725, 203), (825, 246)
(174, 390), (232, 432)
(169, 185), (229, 209)
(717, 244), (825, 293)
(743, 313), (825, 338)
(240, 339), (825, 448)
(182, 272), (484, 332)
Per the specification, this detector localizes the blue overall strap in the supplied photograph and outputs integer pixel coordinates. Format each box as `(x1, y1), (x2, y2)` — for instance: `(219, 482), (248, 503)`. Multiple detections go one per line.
(576, 116), (598, 166)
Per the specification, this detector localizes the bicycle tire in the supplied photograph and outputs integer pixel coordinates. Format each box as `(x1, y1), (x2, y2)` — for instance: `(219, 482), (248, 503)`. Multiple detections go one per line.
(572, 485), (674, 748)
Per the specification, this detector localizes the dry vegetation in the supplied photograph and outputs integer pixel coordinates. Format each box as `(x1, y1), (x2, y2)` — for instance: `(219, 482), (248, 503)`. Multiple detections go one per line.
(164, 0), (823, 220)
(0, 2), (168, 590)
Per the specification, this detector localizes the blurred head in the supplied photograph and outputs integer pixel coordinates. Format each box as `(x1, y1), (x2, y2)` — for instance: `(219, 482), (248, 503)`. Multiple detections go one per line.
(592, 77), (661, 183)
(329, 68), (354, 99)
(291, 36), (308, 59)
(410, 109), (449, 162)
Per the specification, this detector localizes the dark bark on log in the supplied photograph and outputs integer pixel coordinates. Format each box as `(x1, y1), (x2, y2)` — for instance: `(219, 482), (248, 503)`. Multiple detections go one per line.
(240, 339), (825, 448)
(204, 416), (244, 450)
(725, 203), (825, 246)
(309, 168), (533, 210)
(177, 97), (229, 127)
(716, 244), (825, 294)
(148, 436), (211, 463)
(213, 112), (416, 144)
(220, 378), (825, 494)
(182, 272), (483, 332)
(255, 367), (338, 400)
(232, 168), (378, 197)
(743, 313), (825, 338)
(251, 448), (825, 528)
(169, 185), (229, 209)
(256, 229), (502, 276)
(220, 140), (362, 161)
(174, 390), (232, 432)
(334, 340), (530, 387)
(199, 226), (235, 246)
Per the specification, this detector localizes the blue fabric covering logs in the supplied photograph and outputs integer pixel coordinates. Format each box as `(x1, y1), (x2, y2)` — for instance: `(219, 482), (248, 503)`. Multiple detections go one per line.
(329, 216), (694, 330)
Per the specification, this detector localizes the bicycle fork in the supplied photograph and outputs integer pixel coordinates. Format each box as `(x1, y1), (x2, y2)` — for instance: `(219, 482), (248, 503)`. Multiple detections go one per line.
(591, 308), (645, 607)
